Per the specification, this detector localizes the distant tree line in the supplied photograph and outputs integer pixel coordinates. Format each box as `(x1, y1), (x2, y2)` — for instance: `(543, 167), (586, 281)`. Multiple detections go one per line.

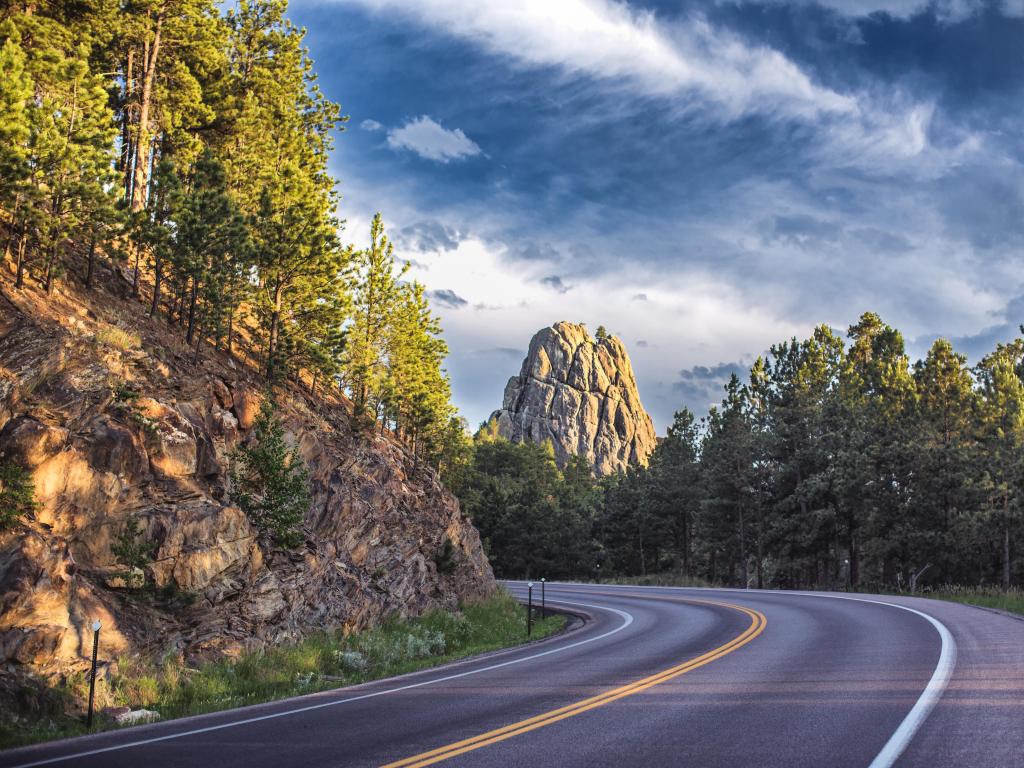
(0, 0), (459, 464)
(455, 313), (1024, 592)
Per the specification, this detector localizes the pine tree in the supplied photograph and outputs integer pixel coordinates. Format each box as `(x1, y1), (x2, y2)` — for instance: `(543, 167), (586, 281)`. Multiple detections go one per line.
(229, 401), (310, 548)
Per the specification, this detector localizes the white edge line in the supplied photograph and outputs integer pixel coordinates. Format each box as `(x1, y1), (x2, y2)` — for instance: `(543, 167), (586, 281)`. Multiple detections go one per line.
(7, 599), (632, 768)
(538, 581), (956, 768)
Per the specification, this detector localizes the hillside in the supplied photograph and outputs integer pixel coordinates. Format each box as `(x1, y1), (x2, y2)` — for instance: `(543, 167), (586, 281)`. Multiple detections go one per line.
(0, 264), (495, 712)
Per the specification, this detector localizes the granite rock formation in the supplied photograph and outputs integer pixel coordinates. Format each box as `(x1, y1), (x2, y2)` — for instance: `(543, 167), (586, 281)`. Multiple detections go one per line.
(0, 277), (495, 688)
(490, 322), (656, 475)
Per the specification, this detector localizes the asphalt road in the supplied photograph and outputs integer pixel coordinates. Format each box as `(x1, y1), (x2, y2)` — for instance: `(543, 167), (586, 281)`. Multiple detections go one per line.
(3, 582), (1024, 767)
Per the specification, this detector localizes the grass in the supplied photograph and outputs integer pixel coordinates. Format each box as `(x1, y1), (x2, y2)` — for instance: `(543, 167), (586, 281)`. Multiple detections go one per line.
(587, 573), (717, 589)
(916, 584), (1024, 616)
(585, 573), (1024, 618)
(95, 325), (141, 351)
(0, 591), (564, 750)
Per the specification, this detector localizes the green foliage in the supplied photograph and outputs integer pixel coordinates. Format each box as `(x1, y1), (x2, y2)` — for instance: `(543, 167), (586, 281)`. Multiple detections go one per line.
(595, 325), (608, 341)
(0, 0), (463, 479)
(229, 401), (310, 547)
(0, 462), (36, 528)
(459, 435), (600, 579)
(111, 515), (157, 588)
(1, 592), (564, 748)
(461, 313), (1024, 593)
(434, 536), (457, 575)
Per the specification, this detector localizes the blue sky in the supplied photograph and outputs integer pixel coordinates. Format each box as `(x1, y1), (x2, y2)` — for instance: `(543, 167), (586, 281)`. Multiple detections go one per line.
(289, 0), (1024, 432)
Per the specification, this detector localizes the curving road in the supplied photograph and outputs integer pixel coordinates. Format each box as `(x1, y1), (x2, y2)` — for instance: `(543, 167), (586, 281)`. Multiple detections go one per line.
(3, 582), (1024, 767)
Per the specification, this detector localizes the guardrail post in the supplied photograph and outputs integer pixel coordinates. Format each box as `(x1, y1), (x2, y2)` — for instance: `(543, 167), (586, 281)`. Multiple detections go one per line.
(86, 619), (101, 728)
(527, 582), (534, 636)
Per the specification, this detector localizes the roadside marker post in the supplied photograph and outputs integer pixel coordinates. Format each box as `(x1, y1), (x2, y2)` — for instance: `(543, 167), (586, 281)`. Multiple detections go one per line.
(86, 619), (101, 728)
(527, 582), (534, 636)
(541, 578), (546, 620)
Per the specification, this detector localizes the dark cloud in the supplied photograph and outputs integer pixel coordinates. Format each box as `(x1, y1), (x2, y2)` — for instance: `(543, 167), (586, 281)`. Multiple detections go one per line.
(428, 289), (469, 309)
(848, 227), (914, 253)
(764, 214), (842, 248)
(396, 221), (462, 253)
(540, 275), (571, 293)
(636, 339), (649, 347)
(511, 241), (562, 261)
(632, 293), (649, 302)
(672, 361), (752, 413)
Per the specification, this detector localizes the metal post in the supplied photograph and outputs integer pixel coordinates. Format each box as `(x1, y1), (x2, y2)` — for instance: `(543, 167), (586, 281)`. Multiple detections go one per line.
(541, 578), (546, 620)
(527, 582), (533, 636)
(86, 619), (101, 728)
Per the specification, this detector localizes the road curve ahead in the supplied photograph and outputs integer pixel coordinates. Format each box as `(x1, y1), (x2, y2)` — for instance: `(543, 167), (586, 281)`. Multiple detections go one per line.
(3, 582), (1023, 768)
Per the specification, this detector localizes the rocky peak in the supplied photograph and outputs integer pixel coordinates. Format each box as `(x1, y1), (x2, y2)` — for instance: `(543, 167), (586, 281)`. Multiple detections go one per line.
(489, 321), (656, 475)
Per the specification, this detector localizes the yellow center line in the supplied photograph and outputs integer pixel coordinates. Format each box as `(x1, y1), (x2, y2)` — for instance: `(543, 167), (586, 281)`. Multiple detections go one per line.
(380, 596), (768, 768)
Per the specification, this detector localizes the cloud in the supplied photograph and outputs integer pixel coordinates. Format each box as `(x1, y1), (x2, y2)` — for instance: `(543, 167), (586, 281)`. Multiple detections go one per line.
(428, 288), (469, 308)
(753, 0), (1019, 21)
(541, 275), (571, 293)
(333, 0), (982, 174)
(632, 293), (648, 301)
(360, 118), (384, 131)
(672, 360), (753, 413)
(396, 220), (463, 252)
(338, 0), (855, 122)
(386, 115), (482, 162)
(636, 339), (649, 347)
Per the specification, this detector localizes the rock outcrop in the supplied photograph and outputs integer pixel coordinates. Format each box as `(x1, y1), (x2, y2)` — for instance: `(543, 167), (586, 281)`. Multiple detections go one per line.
(490, 322), (656, 475)
(0, 276), (495, 686)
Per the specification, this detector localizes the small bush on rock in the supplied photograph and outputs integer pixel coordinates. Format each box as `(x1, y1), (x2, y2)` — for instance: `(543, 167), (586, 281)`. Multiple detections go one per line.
(0, 462), (36, 529)
(229, 401), (310, 548)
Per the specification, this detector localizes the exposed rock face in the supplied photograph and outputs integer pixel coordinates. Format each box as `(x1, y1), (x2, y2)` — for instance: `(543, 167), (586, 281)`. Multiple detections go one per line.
(0, 280), (495, 683)
(490, 321), (656, 475)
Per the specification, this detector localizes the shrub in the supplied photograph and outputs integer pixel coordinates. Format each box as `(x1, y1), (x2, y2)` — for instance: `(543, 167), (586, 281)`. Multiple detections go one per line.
(0, 462), (36, 528)
(111, 515), (157, 588)
(96, 326), (141, 351)
(434, 536), (457, 574)
(229, 401), (310, 548)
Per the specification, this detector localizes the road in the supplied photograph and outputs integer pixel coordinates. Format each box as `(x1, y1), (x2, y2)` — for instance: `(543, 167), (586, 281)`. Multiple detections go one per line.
(3, 582), (1024, 767)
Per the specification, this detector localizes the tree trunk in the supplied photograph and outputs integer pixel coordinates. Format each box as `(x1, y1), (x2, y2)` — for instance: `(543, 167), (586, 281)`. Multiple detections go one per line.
(121, 49), (135, 202)
(149, 249), (162, 315)
(131, 16), (162, 212)
(186, 277), (198, 344)
(84, 234), (97, 289)
(44, 241), (58, 294)
(1003, 494), (1011, 591)
(266, 283), (282, 380)
(14, 226), (27, 288)
(738, 501), (748, 587)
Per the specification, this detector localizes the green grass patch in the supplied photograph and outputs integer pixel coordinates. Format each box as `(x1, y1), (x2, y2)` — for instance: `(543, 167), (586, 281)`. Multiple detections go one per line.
(0, 590), (564, 750)
(918, 585), (1024, 616)
(586, 573), (717, 589)
(95, 325), (141, 351)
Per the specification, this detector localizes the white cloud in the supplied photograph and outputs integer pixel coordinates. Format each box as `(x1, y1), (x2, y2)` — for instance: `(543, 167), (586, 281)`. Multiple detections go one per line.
(336, 0), (856, 121)
(360, 118), (384, 131)
(330, 0), (981, 171)
(402, 236), (801, 430)
(386, 115), (482, 163)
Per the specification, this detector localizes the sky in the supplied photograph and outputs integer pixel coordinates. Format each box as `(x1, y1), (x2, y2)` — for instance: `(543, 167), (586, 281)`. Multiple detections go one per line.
(288, 0), (1024, 432)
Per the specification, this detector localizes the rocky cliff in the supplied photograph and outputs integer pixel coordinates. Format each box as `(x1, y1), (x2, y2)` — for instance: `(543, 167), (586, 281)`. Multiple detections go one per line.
(489, 322), (657, 475)
(0, 274), (495, 690)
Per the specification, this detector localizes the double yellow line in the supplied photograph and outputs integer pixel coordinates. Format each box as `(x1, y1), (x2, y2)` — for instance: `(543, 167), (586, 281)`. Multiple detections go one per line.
(381, 596), (767, 768)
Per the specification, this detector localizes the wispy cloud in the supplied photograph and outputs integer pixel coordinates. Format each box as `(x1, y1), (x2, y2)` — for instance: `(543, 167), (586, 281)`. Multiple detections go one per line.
(360, 118), (384, 131)
(338, 0), (854, 121)
(387, 115), (482, 162)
